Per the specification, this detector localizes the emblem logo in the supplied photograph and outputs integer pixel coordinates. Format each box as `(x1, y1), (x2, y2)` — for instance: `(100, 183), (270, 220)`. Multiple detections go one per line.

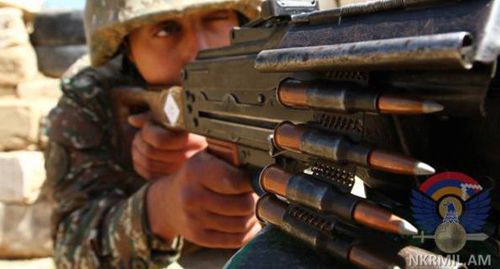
(164, 93), (180, 125)
(411, 172), (491, 253)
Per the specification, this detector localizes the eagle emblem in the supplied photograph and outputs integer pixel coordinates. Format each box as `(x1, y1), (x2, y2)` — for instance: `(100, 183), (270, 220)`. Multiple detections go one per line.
(411, 172), (491, 253)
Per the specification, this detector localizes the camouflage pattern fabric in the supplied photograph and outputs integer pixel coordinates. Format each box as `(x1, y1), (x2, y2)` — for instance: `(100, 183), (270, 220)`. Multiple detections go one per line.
(45, 56), (183, 269)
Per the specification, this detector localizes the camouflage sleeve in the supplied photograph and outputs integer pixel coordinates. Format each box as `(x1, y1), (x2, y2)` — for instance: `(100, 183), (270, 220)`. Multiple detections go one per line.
(45, 70), (182, 269)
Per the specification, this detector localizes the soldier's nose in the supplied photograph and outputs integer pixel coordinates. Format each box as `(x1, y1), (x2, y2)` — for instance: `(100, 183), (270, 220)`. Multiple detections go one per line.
(182, 23), (209, 63)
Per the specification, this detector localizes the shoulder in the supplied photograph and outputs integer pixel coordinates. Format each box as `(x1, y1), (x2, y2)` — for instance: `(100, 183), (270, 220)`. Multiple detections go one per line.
(47, 55), (137, 149)
(47, 59), (123, 149)
(57, 55), (130, 120)
(60, 55), (130, 105)
(47, 73), (107, 149)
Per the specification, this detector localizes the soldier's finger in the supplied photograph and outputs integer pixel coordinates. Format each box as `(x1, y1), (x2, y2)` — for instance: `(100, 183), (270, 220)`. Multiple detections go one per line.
(133, 144), (181, 174)
(197, 154), (253, 194)
(200, 190), (255, 216)
(141, 122), (190, 150)
(128, 112), (150, 128)
(201, 212), (258, 233)
(134, 135), (191, 162)
(133, 159), (165, 180)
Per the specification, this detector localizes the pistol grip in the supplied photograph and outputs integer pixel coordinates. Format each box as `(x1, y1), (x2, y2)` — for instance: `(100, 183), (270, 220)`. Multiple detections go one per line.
(206, 138), (240, 166)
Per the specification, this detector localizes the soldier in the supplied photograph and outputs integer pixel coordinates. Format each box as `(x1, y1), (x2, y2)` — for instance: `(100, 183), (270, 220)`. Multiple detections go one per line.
(44, 0), (262, 268)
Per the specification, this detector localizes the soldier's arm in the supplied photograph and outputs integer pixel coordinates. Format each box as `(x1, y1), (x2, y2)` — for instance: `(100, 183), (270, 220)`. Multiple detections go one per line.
(45, 70), (182, 268)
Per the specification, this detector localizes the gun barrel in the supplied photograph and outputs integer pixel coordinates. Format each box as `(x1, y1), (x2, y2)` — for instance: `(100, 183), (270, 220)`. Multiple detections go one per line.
(273, 122), (435, 175)
(255, 32), (473, 72)
(277, 78), (443, 114)
(256, 194), (404, 269)
(260, 165), (418, 235)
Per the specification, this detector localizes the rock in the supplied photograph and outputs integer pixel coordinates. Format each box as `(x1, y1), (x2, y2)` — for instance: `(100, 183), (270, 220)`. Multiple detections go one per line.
(0, 8), (29, 49)
(0, 98), (57, 151)
(0, 151), (45, 205)
(0, 44), (38, 85)
(0, 199), (53, 258)
(0, 258), (55, 269)
(16, 75), (61, 99)
(0, 85), (16, 97)
(0, 0), (43, 14)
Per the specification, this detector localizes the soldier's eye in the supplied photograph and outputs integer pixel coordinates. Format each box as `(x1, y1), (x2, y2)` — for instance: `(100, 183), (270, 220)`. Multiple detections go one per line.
(155, 21), (182, 37)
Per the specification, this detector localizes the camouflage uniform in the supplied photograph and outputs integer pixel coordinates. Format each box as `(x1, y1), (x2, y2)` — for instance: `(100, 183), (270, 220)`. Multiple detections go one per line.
(45, 56), (183, 269)
(45, 0), (261, 268)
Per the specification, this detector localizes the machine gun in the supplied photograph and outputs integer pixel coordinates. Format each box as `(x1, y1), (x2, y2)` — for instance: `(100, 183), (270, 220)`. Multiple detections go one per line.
(112, 0), (500, 268)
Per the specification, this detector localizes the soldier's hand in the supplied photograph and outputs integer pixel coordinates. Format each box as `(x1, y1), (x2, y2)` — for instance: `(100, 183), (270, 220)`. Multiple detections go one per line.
(146, 151), (261, 248)
(129, 112), (207, 179)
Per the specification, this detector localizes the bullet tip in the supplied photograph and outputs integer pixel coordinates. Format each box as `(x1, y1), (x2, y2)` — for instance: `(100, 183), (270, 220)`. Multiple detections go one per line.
(414, 162), (435, 175)
(422, 100), (444, 113)
(399, 220), (419, 235)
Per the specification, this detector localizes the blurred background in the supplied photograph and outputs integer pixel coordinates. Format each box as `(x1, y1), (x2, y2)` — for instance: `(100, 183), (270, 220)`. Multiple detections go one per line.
(0, 0), (363, 268)
(42, 0), (84, 10)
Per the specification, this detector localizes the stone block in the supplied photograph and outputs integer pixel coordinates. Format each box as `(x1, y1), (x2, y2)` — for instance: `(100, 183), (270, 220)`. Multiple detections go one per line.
(0, 98), (56, 151)
(0, 151), (45, 205)
(16, 75), (61, 100)
(0, 8), (29, 49)
(0, 85), (15, 97)
(0, 0), (43, 14)
(0, 199), (53, 258)
(0, 44), (38, 85)
(0, 258), (55, 269)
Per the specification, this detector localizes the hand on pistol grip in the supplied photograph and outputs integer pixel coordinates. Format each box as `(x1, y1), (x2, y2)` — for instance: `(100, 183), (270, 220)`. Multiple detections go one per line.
(128, 112), (207, 180)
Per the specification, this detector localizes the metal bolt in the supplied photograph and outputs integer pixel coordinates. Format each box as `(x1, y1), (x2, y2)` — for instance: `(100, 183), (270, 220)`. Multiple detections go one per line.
(258, 94), (266, 104)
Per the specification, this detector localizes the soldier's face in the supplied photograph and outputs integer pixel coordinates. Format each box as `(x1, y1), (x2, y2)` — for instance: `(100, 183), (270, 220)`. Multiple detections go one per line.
(127, 9), (239, 86)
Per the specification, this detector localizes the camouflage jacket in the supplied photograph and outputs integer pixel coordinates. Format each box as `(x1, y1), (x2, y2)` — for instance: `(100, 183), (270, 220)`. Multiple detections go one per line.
(45, 56), (182, 269)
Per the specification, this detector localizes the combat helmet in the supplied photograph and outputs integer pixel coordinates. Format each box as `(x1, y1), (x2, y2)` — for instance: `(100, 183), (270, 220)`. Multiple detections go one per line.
(85, 0), (262, 67)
